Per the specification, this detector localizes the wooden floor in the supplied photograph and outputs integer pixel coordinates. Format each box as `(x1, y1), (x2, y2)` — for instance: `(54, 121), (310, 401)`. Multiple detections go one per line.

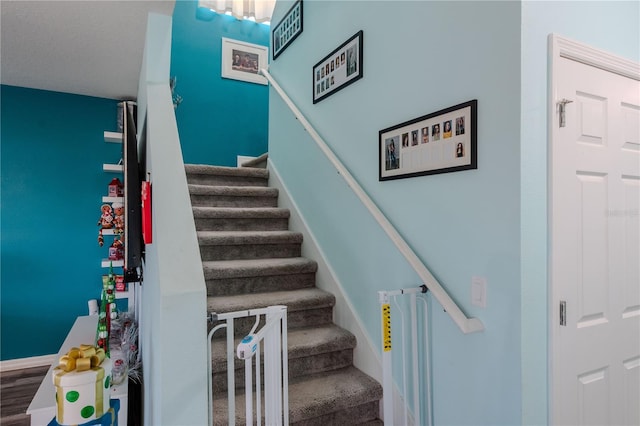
(0, 366), (48, 426)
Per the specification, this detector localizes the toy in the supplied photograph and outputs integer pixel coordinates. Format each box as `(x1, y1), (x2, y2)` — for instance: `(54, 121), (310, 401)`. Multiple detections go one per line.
(111, 202), (124, 235)
(97, 204), (114, 247)
(108, 237), (124, 261)
(107, 178), (123, 198)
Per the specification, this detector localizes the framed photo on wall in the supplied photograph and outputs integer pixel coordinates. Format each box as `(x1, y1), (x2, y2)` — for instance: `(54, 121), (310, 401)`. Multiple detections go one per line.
(379, 100), (477, 181)
(221, 38), (268, 85)
(312, 30), (363, 104)
(272, 0), (303, 60)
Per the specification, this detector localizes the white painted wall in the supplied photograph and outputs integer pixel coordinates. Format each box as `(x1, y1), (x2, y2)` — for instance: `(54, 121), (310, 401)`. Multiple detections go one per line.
(138, 13), (208, 426)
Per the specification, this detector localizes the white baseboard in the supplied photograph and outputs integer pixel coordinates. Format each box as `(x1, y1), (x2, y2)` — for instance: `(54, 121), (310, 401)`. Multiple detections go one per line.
(236, 155), (257, 167)
(0, 354), (55, 372)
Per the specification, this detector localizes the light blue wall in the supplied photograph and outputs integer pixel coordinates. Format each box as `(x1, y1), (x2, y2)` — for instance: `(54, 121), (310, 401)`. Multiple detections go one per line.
(1, 85), (119, 360)
(170, 0), (270, 166)
(269, 1), (521, 424)
(520, 2), (640, 424)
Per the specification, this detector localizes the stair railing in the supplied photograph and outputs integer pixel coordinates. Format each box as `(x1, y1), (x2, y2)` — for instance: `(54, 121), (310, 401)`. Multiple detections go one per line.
(260, 68), (484, 335)
(208, 305), (289, 426)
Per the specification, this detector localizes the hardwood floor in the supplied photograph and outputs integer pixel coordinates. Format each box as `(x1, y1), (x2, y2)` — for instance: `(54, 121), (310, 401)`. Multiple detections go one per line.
(0, 366), (48, 426)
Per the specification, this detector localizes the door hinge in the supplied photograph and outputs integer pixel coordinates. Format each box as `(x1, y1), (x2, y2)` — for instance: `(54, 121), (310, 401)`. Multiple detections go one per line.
(559, 301), (567, 326)
(557, 99), (573, 128)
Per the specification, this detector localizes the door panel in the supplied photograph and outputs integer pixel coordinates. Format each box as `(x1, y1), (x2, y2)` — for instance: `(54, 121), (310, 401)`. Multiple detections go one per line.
(551, 53), (640, 426)
(577, 367), (609, 426)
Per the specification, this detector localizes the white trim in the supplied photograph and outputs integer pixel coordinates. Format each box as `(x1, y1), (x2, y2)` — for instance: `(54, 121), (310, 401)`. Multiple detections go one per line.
(553, 34), (640, 81)
(237, 155), (257, 167)
(0, 354), (55, 372)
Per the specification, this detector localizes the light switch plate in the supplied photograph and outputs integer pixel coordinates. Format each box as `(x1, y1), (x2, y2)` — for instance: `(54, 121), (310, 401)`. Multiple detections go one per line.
(471, 276), (487, 308)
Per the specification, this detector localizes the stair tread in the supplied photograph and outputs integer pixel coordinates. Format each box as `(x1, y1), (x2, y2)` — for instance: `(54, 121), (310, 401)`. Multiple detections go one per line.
(212, 366), (382, 424)
(287, 367), (382, 422)
(208, 288), (334, 314)
(198, 230), (303, 245)
(192, 206), (290, 218)
(185, 164), (269, 179)
(211, 324), (357, 369)
(188, 184), (277, 196)
(203, 257), (317, 279)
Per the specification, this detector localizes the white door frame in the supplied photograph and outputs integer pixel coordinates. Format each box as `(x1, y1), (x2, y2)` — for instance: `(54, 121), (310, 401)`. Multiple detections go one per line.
(547, 33), (640, 424)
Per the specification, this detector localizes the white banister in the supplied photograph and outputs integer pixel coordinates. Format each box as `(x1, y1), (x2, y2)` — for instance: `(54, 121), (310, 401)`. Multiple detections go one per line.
(261, 68), (483, 334)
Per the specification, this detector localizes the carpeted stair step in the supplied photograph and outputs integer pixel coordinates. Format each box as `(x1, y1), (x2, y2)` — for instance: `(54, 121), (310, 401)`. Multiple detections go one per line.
(288, 367), (383, 425)
(189, 185), (278, 208)
(211, 366), (383, 426)
(198, 230), (303, 261)
(193, 207), (290, 232)
(208, 288), (334, 334)
(210, 324), (357, 393)
(203, 257), (317, 297)
(358, 420), (384, 425)
(185, 164), (268, 187)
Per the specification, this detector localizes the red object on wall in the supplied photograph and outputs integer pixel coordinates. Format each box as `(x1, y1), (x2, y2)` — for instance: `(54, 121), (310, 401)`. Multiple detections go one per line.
(141, 181), (152, 244)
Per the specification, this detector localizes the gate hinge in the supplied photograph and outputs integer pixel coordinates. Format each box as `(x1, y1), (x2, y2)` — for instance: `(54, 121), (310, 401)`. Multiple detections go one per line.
(557, 99), (573, 128)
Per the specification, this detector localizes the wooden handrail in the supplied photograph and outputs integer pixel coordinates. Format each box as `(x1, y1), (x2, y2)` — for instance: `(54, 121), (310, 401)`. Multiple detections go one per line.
(261, 68), (483, 334)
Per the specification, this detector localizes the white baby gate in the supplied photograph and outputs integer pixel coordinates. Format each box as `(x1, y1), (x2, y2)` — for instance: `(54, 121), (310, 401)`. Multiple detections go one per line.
(379, 286), (433, 426)
(207, 305), (289, 426)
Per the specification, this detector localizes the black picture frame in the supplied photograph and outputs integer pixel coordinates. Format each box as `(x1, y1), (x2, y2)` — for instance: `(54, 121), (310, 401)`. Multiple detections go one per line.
(379, 100), (477, 181)
(312, 30), (363, 104)
(272, 0), (303, 60)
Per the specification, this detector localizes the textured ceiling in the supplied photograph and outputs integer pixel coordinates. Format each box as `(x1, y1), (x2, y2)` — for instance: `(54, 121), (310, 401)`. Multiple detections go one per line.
(1, 0), (176, 100)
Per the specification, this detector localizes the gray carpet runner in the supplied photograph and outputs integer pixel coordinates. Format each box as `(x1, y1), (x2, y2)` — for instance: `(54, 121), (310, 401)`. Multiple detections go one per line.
(186, 164), (382, 425)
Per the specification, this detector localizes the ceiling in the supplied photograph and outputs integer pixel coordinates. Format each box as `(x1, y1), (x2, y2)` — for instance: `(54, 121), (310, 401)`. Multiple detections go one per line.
(1, 0), (176, 100)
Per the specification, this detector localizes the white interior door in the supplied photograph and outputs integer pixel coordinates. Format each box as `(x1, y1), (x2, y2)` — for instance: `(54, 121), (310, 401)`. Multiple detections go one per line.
(550, 36), (640, 426)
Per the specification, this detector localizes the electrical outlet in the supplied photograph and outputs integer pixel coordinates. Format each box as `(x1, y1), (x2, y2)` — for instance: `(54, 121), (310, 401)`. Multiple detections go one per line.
(471, 276), (487, 308)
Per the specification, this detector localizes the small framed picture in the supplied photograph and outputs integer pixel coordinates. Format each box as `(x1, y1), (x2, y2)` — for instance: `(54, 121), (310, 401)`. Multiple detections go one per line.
(312, 30), (363, 104)
(221, 38), (268, 85)
(379, 100), (478, 180)
(272, 0), (303, 60)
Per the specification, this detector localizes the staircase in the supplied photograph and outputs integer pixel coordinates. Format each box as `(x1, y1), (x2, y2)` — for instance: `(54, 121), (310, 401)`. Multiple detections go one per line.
(185, 164), (383, 425)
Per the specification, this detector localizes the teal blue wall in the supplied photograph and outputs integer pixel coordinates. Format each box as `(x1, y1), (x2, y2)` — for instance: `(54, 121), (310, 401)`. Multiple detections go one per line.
(1, 85), (119, 360)
(170, 0), (270, 166)
(269, 1), (521, 424)
(520, 2), (640, 424)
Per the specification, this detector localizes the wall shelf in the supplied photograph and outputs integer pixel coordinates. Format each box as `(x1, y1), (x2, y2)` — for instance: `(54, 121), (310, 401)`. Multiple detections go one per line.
(104, 131), (123, 143)
(102, 196), (124, 203)
(102, 105), (137, 316)
(115, 289), (133, 300)
(101, 259), (124, 268)
(103, 163), (124, 173)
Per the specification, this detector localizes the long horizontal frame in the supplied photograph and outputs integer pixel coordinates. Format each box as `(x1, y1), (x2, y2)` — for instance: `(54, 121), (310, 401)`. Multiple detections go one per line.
(312, 30), (363, 104)
(379, 100), (477, 181)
